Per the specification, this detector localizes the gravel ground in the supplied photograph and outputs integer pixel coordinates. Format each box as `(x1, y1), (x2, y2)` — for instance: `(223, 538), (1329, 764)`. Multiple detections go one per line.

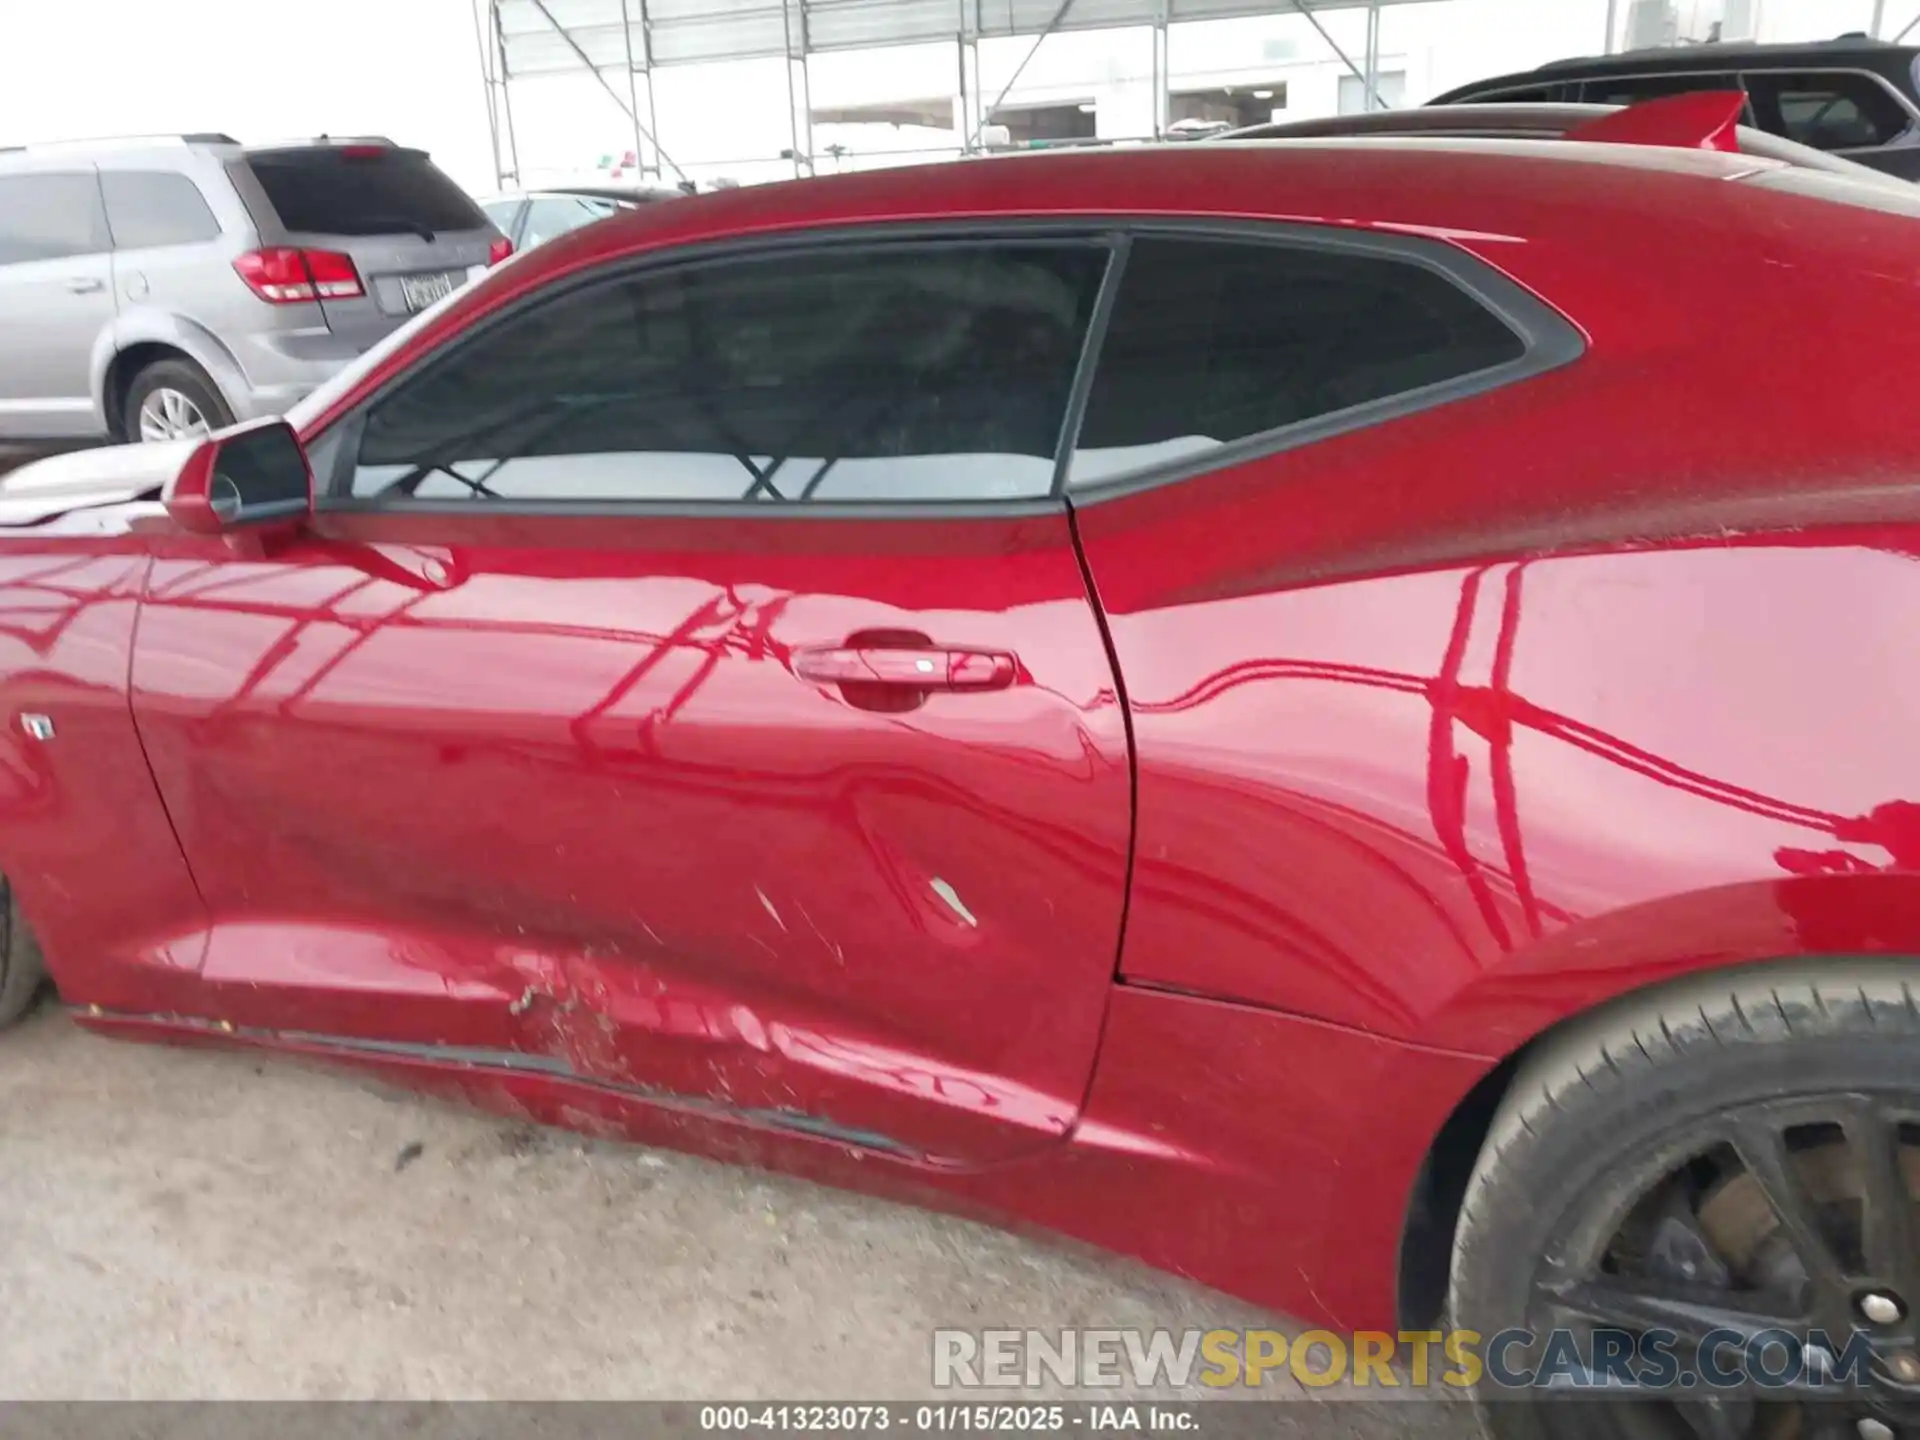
(0, 1006), (1478, 1434)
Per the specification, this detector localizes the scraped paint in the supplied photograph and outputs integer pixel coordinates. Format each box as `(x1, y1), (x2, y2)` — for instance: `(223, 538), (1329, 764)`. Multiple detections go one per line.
(929, 878), (978, 928)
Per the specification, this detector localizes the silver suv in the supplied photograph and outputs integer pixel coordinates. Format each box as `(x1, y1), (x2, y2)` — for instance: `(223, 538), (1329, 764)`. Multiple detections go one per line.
(0, 134), (506, 443)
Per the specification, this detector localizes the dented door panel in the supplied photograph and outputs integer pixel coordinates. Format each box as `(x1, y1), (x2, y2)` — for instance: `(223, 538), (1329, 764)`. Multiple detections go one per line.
(127, 507), (1132, 1167)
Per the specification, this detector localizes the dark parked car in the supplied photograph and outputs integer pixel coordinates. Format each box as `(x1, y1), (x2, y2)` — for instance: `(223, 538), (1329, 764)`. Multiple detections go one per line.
(11, 127), (1920, 1438)
(1431, 34), (1920, 179)
(1217, 96), (1900, 179)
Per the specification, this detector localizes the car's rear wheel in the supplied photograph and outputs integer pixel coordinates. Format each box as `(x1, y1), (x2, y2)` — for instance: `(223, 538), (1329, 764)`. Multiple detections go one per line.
(1450, 962), (1920, 1440)
(0, 877), (46, 1027)
(124, 358), (233, 443)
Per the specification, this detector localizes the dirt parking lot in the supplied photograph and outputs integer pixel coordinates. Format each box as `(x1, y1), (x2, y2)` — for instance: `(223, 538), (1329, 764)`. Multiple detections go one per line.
(0, 1005), (1473, 1432)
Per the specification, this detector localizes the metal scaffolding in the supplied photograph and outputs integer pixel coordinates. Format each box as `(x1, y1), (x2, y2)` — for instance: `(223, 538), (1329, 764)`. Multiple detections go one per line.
(478, 0), (1428, 185)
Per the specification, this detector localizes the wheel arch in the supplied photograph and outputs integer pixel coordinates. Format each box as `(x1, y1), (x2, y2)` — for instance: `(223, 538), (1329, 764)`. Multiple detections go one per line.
(1383, 868), (1920, 1329)
(91, 314), (245, 439)
(1391, 937), (1920, 1331)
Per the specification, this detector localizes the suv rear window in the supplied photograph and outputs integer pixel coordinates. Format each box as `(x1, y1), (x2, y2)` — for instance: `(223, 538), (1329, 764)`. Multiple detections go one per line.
(242, 148), (486, 237)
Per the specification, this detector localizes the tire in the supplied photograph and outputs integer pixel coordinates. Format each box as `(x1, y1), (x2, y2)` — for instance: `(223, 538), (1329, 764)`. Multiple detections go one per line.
(1449, 960), (1920, 1440)
(122, 357), (234, 443)
(0, 879), (45, 1027)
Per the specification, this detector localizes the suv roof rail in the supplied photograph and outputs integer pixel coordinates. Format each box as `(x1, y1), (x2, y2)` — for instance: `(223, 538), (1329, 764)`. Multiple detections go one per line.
(0, 132), (240, 152)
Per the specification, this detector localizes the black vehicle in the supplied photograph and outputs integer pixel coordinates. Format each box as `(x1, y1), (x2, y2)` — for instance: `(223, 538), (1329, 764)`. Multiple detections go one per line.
(1429, 33), (1920, 179)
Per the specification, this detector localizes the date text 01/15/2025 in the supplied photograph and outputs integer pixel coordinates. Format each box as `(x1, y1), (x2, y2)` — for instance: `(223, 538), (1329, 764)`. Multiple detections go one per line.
(698, 1406), (1197, 1432)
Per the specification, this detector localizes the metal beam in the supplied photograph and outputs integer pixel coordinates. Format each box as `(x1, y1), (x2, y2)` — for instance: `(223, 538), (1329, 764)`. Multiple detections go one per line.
(1152, 0), (1169, 138)
(795, 56), (815, 174)
(1298, 0), (1384, 111)
(619, 0), (648, 178)
(955, 30), (969, 141)
(1362, 0), (1380, 111)
(968, 0), (1077, 148)
(783, 0), (803, 176)
(1603, 0), (1617, 53)
(493, 1), (522, 185)
(474, 0), (503, 186)
(641, 0), (663, 181)
(524, 0), (689, 181)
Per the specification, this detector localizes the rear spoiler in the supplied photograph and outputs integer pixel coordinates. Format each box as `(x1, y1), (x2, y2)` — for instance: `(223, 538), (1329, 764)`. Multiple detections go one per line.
(1565, 91), (1744, 153)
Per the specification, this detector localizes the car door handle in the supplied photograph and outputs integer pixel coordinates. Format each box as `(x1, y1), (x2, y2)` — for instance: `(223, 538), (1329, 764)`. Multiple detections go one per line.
(794, 645), (1017, 691)
(65, 277), (104, 295)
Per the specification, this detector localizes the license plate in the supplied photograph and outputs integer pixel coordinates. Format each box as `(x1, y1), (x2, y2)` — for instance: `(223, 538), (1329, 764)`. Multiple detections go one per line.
(398, 270), (460, 312)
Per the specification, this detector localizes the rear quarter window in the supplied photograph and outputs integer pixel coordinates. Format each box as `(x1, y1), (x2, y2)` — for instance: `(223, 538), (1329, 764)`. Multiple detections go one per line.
(1069, 236), (1530, 487)
(243, 148), (487, 237)
(0, 171), (111, 264)
(100, 171), (222, 249)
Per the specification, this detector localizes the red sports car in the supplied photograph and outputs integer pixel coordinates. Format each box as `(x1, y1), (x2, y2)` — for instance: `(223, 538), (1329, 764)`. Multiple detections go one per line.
(5, 100), (1920, 1436)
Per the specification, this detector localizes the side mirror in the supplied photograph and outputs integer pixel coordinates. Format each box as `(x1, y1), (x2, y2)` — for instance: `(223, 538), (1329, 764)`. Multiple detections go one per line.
(163, 418), (313, 535)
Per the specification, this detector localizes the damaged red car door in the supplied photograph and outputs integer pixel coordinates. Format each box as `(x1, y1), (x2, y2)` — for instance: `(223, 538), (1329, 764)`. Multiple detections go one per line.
(127, 235), (1132, 1166)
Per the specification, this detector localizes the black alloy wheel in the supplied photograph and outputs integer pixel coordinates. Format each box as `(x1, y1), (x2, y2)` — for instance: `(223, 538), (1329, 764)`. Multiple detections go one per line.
(1450, 963), (1920, 1440)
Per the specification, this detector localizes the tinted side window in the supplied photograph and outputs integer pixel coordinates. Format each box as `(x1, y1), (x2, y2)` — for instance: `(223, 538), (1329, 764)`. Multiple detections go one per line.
(101, 171), (222, 249)
(350, 243), (1107, 505)
(0, 172), (111, 266)
(1070, 237), (1526, 487)
(1746, 71), (1913, 150)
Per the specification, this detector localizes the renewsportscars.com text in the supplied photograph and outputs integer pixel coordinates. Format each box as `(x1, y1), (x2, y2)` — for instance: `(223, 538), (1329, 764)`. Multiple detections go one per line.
(932, 1327), (1882, 1392)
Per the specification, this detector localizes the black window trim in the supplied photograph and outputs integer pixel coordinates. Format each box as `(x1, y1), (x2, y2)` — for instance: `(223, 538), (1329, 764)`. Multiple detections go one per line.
(312, 216), (1582, 521)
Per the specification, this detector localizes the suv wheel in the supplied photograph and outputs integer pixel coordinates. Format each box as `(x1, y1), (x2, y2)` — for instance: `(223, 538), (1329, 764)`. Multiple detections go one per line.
(1451, 961), (1920, 1439)
(124, 359), (234, 443)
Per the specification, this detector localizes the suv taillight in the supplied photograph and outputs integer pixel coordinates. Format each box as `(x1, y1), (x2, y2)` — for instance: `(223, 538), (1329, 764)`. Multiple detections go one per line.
(232, 248), (365, 303)
(488, 236), (514, 265)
